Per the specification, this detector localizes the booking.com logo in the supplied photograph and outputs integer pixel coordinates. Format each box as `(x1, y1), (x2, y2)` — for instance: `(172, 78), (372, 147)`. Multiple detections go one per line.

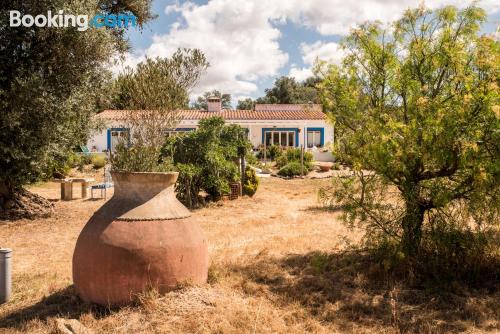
(9, 10), (137, 31)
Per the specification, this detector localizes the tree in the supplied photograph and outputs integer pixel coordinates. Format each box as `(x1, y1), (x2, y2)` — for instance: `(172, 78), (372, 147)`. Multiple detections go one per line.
(110, 50), (209, 172)
(257, 76), (320, 104)
(318, 5), (499, 260)
(162, 116), (251, 208)
(0, 0), (154, 218)
(192, 90), (232, 110)
(236, 98), (255, 110)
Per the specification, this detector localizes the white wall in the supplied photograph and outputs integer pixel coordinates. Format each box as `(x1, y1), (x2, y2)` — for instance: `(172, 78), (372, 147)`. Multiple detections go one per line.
(87, 129), (108, 152)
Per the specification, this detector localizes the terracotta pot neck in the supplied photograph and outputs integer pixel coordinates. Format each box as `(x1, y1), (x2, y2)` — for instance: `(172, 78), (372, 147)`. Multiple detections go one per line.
(110, 171), (190, 221)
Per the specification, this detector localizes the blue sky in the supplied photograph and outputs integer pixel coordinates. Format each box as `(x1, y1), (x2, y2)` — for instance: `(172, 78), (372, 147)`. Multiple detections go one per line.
(119, 0), (499, 106)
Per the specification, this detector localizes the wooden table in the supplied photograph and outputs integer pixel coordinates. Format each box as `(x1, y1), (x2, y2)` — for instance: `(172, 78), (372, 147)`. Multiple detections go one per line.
(54, 178), (95, 201)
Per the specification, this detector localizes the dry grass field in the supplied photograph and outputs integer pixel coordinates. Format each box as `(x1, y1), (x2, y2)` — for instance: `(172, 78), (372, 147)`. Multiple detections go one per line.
(0, 175), (498, 333)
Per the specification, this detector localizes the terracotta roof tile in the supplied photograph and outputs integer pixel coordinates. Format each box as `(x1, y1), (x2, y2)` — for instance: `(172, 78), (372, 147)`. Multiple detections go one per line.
(97, 104), (325, 121)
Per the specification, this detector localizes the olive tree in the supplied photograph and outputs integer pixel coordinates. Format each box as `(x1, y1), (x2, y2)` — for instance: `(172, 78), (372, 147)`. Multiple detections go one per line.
(0, 0), (154, 218)
(110, 51), (209, 172)
(318, 5), (499, 259)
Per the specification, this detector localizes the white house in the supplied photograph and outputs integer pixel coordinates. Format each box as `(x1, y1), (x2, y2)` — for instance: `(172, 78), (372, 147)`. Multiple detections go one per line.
(87, 98), (334, 161)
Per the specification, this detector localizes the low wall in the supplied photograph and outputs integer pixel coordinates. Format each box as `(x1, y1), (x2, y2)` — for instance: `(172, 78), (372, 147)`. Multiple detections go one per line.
(311, 151), (335, 162)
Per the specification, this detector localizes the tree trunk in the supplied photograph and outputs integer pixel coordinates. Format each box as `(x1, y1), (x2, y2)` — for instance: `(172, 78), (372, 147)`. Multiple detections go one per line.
(0, 179), (54, 220)
(401, 196), (425, 258)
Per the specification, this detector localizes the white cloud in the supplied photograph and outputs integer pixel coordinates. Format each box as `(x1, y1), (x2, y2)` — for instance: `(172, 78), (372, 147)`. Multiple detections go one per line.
(281, 0), (500, 36)
(289, 41), (346, 81)
(301, 41), (346, 65)
(115, 0), (500, 95)
(140, 0), (289, 97)
(289, 66), (313, 82)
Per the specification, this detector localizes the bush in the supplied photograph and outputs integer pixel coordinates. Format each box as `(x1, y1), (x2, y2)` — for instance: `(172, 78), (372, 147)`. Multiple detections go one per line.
(243, 166), (259, 196)
(276, 148), (314, 170)
(275, 155), (288, 169)
(268, 145), (283, 160)
(162, 117), (251, 207)
(257, 145), (282, 161)
(245, 151), (261, 168)
(91, 155), (107, 169)
(66, 151), (83, 168)
(278, 161), (304, 177)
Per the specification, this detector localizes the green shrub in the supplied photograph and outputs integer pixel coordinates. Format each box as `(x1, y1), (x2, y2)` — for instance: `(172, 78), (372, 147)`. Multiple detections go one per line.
(257, 145), (282, 160)
(268, 145), (283, 160)
(276, 148), (314, 171)
(275, 155), (288, 168)
(91, 155), (107, 169)
(245, 151), (261, 168)
(162, 117), (251, 207)
(278, 161), (304, 177)
(285, 147), (313, 164)
(66, 151), (83, 168)
(47, 155), (72, 178)
(243, 166), (259, 196)
(81, 154), (92, 165)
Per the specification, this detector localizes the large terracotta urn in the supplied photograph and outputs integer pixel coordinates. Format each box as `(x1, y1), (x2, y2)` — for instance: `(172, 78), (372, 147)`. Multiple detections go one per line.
(72, 172), (208, 306)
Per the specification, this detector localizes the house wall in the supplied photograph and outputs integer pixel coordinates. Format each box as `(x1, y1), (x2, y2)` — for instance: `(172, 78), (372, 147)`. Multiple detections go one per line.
(87, 119), (334, 157)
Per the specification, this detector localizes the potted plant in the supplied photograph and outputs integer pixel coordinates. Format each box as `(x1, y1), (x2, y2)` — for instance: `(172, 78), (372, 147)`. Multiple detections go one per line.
(72, 51), (210, 306)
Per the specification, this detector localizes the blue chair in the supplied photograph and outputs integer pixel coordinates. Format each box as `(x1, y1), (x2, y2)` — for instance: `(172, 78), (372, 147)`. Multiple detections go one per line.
(91, 166), (113, 199)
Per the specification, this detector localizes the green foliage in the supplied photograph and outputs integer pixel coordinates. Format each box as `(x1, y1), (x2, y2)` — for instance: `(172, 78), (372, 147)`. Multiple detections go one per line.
(242, 166), (259, 197)
(257, 145), (283, 161)
(66, 152), (83, 169)
(162, 116), (251, 207)
(110, 50), (209, 172)
(90, 155), (107, 170)
(111, 142), (173, 172)
(317, 4), (499, 270)
(275, 155), (288, 169)
(268, 145), (283, 160)
(0, 0), (153, 199)
(192, 90), (231, 110)
(245, 151), (261, 168)
(256, 76), (321, 104)
(276, 148), (313, 170)
(277, 162), (304, 177)
(236, 98), (255, 110)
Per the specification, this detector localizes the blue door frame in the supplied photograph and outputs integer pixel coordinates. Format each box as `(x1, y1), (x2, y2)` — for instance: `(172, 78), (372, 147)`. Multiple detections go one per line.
(107, 127), (129, 151)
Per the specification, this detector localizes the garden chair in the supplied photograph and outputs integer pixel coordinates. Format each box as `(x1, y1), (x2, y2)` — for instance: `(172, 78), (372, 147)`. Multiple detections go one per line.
(91, 165), (113, 199)
(80, 145), (91, 155)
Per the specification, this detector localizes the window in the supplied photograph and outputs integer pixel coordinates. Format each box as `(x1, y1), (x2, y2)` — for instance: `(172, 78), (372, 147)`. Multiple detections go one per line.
(307, 130), (322, 148)
(263, 130), (295, 147)
(110, 129), (129, 151)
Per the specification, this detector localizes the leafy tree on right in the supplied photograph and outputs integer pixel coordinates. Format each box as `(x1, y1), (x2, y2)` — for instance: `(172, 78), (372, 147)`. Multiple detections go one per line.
(318, 5), (499, 272)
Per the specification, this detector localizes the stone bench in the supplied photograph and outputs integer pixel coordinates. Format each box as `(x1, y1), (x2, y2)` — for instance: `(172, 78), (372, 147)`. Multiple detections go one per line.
(54, 178), (95, 201)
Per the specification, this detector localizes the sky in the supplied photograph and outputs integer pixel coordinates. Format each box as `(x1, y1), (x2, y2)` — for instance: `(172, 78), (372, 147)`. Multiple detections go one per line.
(115, 0), (500, 107)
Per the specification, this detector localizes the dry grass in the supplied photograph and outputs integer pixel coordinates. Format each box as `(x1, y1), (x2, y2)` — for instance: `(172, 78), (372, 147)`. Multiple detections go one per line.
(0, 176), (498, 333)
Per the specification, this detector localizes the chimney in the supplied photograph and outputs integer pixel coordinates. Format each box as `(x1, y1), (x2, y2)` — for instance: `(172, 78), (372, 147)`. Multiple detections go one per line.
(207, 96), (222, 112)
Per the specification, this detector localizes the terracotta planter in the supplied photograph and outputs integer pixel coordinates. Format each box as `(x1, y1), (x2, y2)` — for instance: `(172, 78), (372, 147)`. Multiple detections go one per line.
(319, 164), (332, 172)
(72, 172), (208, 306)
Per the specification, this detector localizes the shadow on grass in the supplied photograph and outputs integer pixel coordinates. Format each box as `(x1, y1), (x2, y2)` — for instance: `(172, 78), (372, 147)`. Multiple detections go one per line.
(302, 204), (345, 213)
(229, 251), (499, 333)
(0, 285), (112, 329)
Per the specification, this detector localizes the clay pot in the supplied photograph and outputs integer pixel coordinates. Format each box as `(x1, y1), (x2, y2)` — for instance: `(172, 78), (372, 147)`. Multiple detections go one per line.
(72, 172), (208, 306)
(319, 164), (332, 172)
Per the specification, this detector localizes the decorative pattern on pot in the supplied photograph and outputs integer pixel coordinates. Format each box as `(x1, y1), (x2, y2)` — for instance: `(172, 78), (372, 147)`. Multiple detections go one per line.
(72, 172), (209, 306)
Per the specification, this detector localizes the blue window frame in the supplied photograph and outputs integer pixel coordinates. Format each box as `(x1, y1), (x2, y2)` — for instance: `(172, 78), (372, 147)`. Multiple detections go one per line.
(306, 127), (324, 148)
(261, 128), (299, 147)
